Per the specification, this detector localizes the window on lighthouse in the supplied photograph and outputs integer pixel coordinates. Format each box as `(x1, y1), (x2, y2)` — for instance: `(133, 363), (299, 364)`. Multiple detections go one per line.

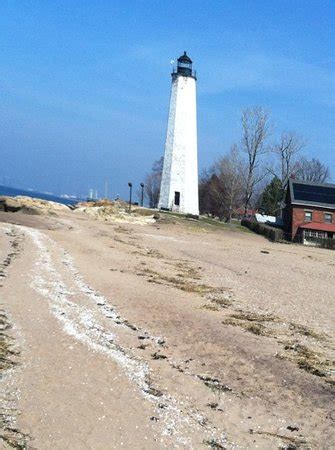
(174, 191), (180, 206)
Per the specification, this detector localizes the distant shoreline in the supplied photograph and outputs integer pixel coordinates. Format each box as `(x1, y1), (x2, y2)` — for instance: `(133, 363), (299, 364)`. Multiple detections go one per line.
(0, 185), (82, 206)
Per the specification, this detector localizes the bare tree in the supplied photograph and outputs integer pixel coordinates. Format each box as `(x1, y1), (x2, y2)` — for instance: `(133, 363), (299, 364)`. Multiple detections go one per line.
(199, 170), (226, 219)
(215, 145), (245, 221)
(144, 157), (163, 208)
(272, 132), (305, 192)
(199, 146), (245, 221)
(294, 157), (330, 183)
(241, 107), (270, 214)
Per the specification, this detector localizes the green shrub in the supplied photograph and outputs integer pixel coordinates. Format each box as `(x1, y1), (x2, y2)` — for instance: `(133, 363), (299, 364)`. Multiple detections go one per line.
(241, 219), (284, 242)
(304, 237), (335, 250)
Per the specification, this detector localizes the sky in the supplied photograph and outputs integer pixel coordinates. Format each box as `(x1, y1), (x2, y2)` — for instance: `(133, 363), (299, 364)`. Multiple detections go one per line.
(1, 0), (334, 199)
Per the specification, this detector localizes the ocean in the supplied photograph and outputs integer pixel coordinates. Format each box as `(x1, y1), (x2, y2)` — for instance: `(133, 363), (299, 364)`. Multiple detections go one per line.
(0, 185), (83, 206)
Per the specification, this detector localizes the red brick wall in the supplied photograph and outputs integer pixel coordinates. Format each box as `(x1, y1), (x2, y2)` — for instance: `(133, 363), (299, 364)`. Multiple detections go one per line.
(291, 206), (335, 240)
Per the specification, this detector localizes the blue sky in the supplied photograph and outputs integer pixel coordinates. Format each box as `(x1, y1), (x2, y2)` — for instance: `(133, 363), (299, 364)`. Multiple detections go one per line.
(1, 0), (334, 199)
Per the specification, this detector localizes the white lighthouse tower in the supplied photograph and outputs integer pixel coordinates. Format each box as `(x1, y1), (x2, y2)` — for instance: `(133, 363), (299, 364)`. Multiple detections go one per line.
(158, 51), (199, 216)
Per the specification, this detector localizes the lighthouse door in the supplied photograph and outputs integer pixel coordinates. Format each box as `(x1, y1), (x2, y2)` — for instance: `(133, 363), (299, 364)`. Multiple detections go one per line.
(174, 191), (180, 206)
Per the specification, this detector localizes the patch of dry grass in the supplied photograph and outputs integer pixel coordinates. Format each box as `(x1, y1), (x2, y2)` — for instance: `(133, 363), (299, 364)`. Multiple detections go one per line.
(0, 311), (19, 371)
(251, 429), (308, 447)
(289, 322), (327, 341)
(222, 310), (277, 336)
(0, 310), (31, 449)
(222, 316), (271, 336)
(201, 304), (220, 312)
(137, 267), (215, 294)
(229, 311), (279, 323)
(197, 374), (232, 393)
(203, 438), (226, 448)
(222, 309), (334, 381)
(277, 342), (333, 379)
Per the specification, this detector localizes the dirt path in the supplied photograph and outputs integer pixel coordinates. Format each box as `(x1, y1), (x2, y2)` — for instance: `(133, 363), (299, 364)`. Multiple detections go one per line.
(0, 213), (334, 449)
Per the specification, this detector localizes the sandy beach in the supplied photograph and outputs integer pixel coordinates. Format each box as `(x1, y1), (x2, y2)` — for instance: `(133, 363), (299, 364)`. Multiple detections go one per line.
(1, 209), (334, 449)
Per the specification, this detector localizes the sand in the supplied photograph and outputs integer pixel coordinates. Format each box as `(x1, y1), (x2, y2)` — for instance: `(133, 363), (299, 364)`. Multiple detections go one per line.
(0, 210), (334, 449)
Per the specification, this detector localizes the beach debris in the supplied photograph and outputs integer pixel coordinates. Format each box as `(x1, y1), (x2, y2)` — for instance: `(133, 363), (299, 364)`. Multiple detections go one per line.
(207, 402), (219, 410)
(137, 344), (148, 350)
(151, 352), (167, 360)
(0, 306), (31, 448)
(204, 438), (226, 449)
(156, 338), (166, 346)
(197, 375), (232, 393)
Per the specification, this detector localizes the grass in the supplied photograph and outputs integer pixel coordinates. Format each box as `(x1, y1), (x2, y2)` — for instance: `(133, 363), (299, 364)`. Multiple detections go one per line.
(288, 322), (327, 341)
(173, 262), (201, 280)
(205, 292), (234, 309)
(222, 309), (334, 381)
(199, 216), (251, 233)
(197, 374), (232, 393)
(228, 311), (279, 323)
(251, 430), (308, 447)
(201, 304), (220, 312)
(222, 311), (278, 335)
(222, 317), (271, 336)
(0, 311), (19, 371)
(278, 342), (331, 378)
(204, 438), (226, 449)
(114, 225), (131, 234)
(0, 310), (31, 449)
(138, 267), (215, 294)
(157, 210), (250, 234)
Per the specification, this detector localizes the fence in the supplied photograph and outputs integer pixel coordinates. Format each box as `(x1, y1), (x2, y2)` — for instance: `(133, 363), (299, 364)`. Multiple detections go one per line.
(301, 236), (335, 250)
(240, 219), (284, 242)
(241, 219), (335, 250)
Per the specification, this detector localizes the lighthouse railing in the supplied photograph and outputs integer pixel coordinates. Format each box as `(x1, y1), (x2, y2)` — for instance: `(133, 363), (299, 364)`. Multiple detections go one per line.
(171, 68), (197, 79)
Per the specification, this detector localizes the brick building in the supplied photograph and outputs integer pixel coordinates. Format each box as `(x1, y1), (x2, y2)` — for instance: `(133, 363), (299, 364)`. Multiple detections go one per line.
(233, 207), (258, 220)
(283, 179), (335, 243)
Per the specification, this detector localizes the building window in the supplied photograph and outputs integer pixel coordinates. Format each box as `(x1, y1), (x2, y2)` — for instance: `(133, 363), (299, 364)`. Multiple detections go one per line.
(174, 191), (180, 206)
(325, 213), (332, 223)
(304, 230), (325, 239)
(304, 211), (312, 222)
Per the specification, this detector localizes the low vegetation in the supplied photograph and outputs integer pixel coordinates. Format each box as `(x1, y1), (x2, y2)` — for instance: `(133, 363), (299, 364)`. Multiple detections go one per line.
(241, 219), (284, 242)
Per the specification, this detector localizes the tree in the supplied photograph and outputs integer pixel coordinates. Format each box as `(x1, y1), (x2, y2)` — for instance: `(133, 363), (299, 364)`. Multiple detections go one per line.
(199, 146), (245, 220)
(144, 157), (163, 208)
(294, 157), (330, 183)
(199, 170), (226, 219)
(199, 169), (214, 216)
(271, 132), (305, 192)
(241, 107), (270, 214)
(215, 145), (246, 221)
(260, 176), (283, 216)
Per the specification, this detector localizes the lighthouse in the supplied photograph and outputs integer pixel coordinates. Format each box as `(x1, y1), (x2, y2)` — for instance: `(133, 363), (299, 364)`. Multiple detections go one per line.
(158, 52), (199, 216)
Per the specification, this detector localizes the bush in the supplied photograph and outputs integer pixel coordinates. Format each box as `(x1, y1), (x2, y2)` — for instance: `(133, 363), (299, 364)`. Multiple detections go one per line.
(303, 236), (335, 250)
(320, 239), (335, 250)
(241, 219), (284, 242)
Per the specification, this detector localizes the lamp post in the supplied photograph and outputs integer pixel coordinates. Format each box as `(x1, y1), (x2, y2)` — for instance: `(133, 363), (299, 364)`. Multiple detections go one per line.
(140, 183), (144, 207)
(128, 182), (132, 213)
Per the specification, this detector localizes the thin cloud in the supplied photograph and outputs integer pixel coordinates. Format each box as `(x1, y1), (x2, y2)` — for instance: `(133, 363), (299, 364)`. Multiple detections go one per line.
(201, 53), (335, 107)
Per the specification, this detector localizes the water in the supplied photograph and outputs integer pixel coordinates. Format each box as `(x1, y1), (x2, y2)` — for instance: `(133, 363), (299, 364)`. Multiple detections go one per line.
(0, 185), (83, 206)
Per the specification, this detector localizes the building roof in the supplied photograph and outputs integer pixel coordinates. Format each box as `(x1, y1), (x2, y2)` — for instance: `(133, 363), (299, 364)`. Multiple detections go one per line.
(234, 207), (257, 215)
(299, 222), (335, 232)
(178, 51), (192, 64)
(288, 179), (335, 209)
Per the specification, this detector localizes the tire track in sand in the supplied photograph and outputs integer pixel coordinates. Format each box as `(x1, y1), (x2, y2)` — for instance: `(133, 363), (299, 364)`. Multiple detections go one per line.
(23, 226), (227, 449)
